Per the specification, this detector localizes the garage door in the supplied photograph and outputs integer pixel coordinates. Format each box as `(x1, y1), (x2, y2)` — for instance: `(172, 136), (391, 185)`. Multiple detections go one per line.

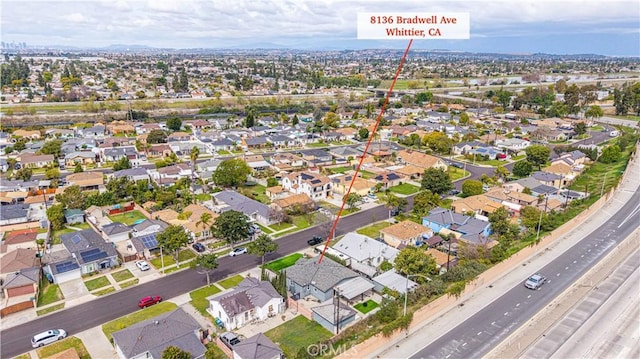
(7, 285), (34, 297)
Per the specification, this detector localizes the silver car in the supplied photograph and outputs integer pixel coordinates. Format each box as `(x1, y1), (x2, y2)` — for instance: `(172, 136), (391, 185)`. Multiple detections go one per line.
(525, 274), (547, 290)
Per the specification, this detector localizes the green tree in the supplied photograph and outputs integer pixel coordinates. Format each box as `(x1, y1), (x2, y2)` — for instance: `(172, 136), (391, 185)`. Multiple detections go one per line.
(74, 162), (84, 173)
(113, 157), (132, 171)
(520, 206), (545, 231)
(212, 210), (250, 247)
(599, 145), (621, 164)
(376, 298), (399, 324)
(462, 179), (484, 197)
(192, 253), (218, 286)
(212, 158), (252, 187)
(574, 122), (587, 136)
(323, 111), (340, 128)
(190, 146), (200, 169)
(458, 112), (470, 126)
(247, 233), (279, 266)
(524, 145), (551, 169)
(394, 246), (436, 283)
(292, 114), (299, 126)
(421, 168), (453, 195)
(494, 165), (510, 180)
(162, 345), (191, 359)
(358, 127), (369, 140)
(46, 204), (66, 231)
(415, 91), (434, 104)
(244, 111), (255, 128)
(196, 212), (213, 233)
(345, 193), (363, 210)
(55, 185), (87, 209)
(147, 129), (168, 144)
(266, 177), (278, 187)
(384, 192), (407, 216)
(166, 117), (182, 132)
(412, 190), (442, 217)
(13, 167), (33, 181)
(39, 140), (63, 159)
(512, 160), (533, 177)
(488, 207), (511, 237)
(13, 140), (26, 152)
(157, 225), (190, 266)
(584, 105), (604, 120)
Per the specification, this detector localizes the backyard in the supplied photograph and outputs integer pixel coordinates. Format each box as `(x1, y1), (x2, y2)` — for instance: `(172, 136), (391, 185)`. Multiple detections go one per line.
(238, 184), (270, 204)
(265, 315), (332, 358)
(264, 253), (303, 272)
(354, 299), (379, 314)
(108, 210), (148, 225)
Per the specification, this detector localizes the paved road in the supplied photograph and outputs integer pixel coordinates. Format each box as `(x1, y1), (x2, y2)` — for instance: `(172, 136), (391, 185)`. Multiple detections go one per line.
(525, 248), (640, 359)
(409, 186), (640, 359)
(0, 200), (395, 358)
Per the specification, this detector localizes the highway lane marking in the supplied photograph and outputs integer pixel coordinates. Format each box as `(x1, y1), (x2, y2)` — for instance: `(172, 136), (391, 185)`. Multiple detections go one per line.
(618, 202), (640, 228)
(581, 255), (584, 258)
(504, 312), (509, 316)
(477, 332), (482, 336)
(557, 273), (561, 276)
(573, 260), (577, 263)
(516, 303), (520, 307)
(527, 295), (531, 299)
(565, 266), (569, 270)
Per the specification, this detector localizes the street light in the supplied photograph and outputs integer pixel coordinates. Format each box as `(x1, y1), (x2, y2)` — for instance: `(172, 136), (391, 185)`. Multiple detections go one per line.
(404, 273), (431, 317)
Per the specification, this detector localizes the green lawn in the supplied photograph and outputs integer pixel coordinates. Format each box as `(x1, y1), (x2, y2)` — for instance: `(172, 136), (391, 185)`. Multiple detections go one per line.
(68, 222), (91, 230)
(37, 280), (64, 306)
(354, 299), (379, 314)
(388, 183), (420, 195)
(108, 210), (148, 225)
(217, 150), (231, 155)
(84, 276), (111, 291)
(264, 253), (303, 272)
(178, 249), (197, 262)
(52, 227), (77, 244)
(238, 184), (270, 204)
(356, 222), (391, 239)
(36, 336), (90, 359)
(94, 287), (116, 296)
(256, 223), (274, 233)
(111, 269), (134, 282)
(269, 222), (295, 231)
(150, 254), (176, 268)
(273, 228), (300, 238)
(291, 214), (314, 229)
(190, 284), (223, 319)
(327, 166), (353, 174)
(119, 279), (139, 289)
(447, 167), (469, 181)
(37, 303), (65, 316)
(306, 142), (329, 148)
(195, 193), (212, 202)
(102, 301), (178, 341)
(218, 274), (244, 289)
(360, 170), (376, 179)
(265, 315), (332, 358)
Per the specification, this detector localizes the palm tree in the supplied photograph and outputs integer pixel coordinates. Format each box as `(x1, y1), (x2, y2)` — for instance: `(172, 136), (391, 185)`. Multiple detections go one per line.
(190, 146), (200, 170)
(196, 212), (213, 238)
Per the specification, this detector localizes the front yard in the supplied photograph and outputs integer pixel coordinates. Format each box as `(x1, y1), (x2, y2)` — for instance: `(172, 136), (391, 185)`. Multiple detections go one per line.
(102, 301), (178, 342)
(356, 222), (391, 239)
(37, 280), (64, 306)
(36, 336), (90, 359)
(190, 284), (223, 320)
(217, 274), (244, 289)
(388, 183), (420, 195)
(265, 315), (332, 358)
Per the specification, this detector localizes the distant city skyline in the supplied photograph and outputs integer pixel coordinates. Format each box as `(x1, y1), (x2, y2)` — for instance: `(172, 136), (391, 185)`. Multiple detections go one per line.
(1, 0), (639, 56)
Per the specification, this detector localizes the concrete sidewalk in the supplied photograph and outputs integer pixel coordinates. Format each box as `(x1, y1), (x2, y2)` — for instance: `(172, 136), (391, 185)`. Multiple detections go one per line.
(370, 152), (640, 359)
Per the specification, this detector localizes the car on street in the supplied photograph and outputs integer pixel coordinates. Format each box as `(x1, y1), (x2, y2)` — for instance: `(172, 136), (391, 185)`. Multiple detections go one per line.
(524, 274), (547, 290)
(135, 260), (150, 271)
(451, 162), (464, 169)
(31, 329), (67, 348)
(307, 236), (324, 246)
(192, 242), (206, 253)
(138, 295), (162, 308)
(229, 247), (248, 257)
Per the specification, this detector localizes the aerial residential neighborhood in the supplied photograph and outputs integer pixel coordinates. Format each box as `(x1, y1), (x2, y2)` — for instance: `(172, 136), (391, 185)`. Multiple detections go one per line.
(1, 1), (639, 359)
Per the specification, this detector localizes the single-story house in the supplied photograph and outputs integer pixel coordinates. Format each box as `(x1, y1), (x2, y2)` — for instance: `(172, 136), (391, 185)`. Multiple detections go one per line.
(286, 256), (358, 302)
(379, 220), (433, 248)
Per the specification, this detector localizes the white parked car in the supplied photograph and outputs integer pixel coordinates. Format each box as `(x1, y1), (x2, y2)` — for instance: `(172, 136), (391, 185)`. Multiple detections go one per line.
(229, 247), (248, 257)
(136, 260), (150, 271)
(31, 329), (67, 348)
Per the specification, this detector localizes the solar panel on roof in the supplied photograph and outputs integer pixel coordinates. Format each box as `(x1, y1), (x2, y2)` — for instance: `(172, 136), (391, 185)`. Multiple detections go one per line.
(80, 248), (108, 262)
(140, 234), (158, 249)
(71, 234), (82, 244)
(55, 261), (79, 273)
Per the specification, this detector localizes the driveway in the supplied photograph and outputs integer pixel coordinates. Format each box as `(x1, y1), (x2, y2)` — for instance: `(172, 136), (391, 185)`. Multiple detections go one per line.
(58, 278), (89, 301)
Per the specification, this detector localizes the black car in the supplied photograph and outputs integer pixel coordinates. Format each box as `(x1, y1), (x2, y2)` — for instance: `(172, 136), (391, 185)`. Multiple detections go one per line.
(192, 242), (206, 253)
(307, 236), (324, 246)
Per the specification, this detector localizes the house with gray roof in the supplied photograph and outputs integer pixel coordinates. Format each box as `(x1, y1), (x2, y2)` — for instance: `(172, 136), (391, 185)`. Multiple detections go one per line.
(286, 256), (359, 302)
(112, 308), (205, 359)
(333, 232), (399, 277)
(102, 146), (139, 163)
(532, 171), (564, 188)
(312, 303), (357, 334)
(233, 333), (283, 359)
(213, 190), (274, 226)
(1, 267), (40, 302)
(101, 222), (132, 242)
(112, 167), (151, 183)
(0, 203), (31, 226)
(207, 277), (284, 330)
(59, 229), (118, 275)
(422, 207), (492, 238)
(64, 209), (85, 225)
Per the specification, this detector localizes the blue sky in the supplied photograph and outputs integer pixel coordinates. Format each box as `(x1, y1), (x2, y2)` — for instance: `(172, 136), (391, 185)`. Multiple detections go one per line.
(2, 0), (639, 56)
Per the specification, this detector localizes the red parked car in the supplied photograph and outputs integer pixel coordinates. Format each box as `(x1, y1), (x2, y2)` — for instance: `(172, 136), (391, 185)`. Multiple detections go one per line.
(138, 295), (162, 308)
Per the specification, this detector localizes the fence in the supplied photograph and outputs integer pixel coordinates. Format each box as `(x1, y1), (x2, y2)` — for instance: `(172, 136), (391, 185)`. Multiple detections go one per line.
(0, 300), (34, 318)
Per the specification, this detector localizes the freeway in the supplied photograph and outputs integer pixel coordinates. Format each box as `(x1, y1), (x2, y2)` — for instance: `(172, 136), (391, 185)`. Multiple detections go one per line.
(409, 184), (640, 359)
(0, 198), (397, 358)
